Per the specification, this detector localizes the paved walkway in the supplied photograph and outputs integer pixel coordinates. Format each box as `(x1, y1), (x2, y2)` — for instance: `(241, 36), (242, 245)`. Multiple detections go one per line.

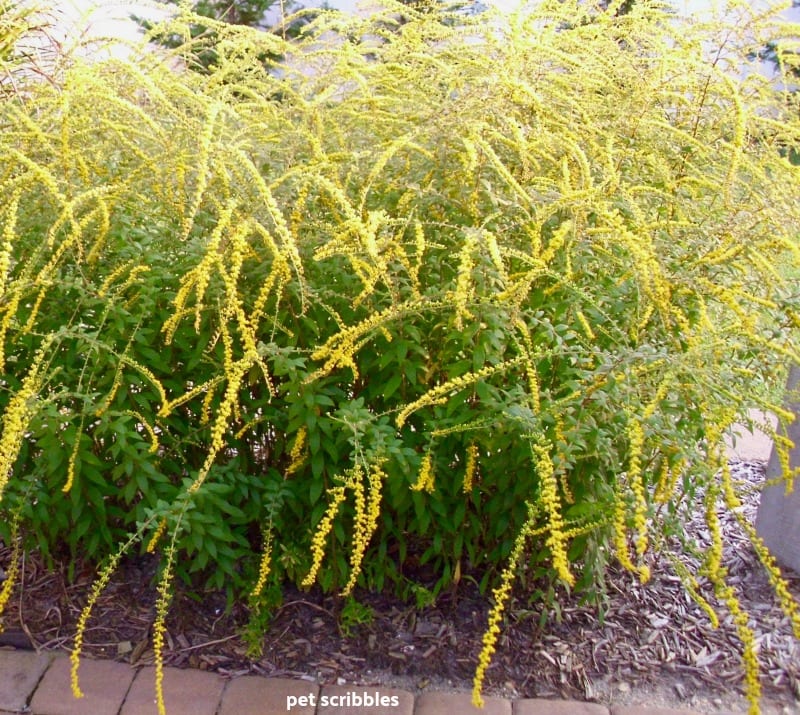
(0, 649), (711, 715)
(724, 410), (777, 463)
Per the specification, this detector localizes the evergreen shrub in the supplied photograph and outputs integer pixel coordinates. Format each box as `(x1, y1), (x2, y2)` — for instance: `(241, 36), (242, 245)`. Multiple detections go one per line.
(1, 1), (799, 712)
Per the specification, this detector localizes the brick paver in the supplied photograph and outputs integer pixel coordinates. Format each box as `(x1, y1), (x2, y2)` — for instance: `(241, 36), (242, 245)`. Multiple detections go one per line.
(515, 699), (610, 715)
(120, 665), (225, 715)
(0, 649), (53, 713)
(416, 691), (513, 715)
(0, 649), (779, 715)
(218, 675), (318, 715)
(317, 685), (414, 715)
(28, 654), (135, 715)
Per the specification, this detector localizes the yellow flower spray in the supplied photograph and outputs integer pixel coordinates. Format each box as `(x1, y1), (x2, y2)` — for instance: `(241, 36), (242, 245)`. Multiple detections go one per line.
(720, 462), (800, 639)
(150, 528), (179, 715)
(251, 529), (273, 600)
(0, 336), (53, 501)
(612, 415), (651, 583)
(0, 516), (21, 630)
(463, 442), (478, 493)
(411, 451), (435, 493)
(302, 483), (348, 588)
(342, 460), (385, 596)
(532, 439), (574, 587)
(71, 529), (142, 700)
(473, 501), (546, 707)
(701, 464), (761, 714)
(0, 189), (20, 302)
(285, 426), (307, 477)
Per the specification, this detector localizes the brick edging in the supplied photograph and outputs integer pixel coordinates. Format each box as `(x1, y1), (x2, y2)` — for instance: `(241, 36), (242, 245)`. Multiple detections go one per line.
(0, 649), (709, 715)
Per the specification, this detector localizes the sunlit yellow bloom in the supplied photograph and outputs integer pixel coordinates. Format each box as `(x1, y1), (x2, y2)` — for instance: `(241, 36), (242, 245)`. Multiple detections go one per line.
(343, 461), (385, 596)
(0, 520), (20, 627)
(251, 532), (273, 599)
(533, 439), (574, 587)
(411, 452), (435, 493)
(0, 337), (52, 500)
(473, 502), (542, 707)
(302, 484), (348, 588)
(463, 443), (478, 493)
(146, 518), (168, 553)
(286, 427), (307, 477)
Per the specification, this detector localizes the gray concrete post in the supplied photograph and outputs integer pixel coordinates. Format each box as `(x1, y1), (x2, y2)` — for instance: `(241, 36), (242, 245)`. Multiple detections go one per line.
(755, 364), (800, 574)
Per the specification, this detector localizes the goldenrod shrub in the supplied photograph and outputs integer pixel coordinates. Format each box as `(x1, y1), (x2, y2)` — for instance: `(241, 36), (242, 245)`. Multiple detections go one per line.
(1, 1), (800, 712)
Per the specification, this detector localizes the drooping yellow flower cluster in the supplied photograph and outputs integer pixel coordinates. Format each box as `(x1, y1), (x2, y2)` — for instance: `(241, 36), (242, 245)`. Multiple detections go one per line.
(0, 516), (20, 630)
(71, 540), (131, 699)
(0, 337), (52, 500)
(396, 356), (526, 430)
(342, 460), (385, 596)
(302, 483), (348, 588)
(606, 210), (674, 333)
(576, 310), (595, 341)
(158, 374), (227, 420)
(700, 473), (761, 711)
(771, 431), (799, 496)
(250, 531), (273, 600)
(664, 549), (719, 628)
(151, 544), (177, 715)
(126, 410), (159, 454)
(187, 351), (257, 496)
(411, 452), (435, 493)
(308, 297), (437, 383)
(285, 426), (308, 477)
(473, 501), (546, 707)
(119, 356), (167, 414)
(703, 472), (727, 583)
(97, 261), (151, 298)
(532, 439), (574, 587)
(94, 362), (124, 417)
(612, 416), (651, 582)
(463, 442), (478, 493)
(720, 462), (800, 639)
(146, 517), (168, 554)
(552, 416), (574, 504)
(452, 229), (478, 330)
(0, 190), (20, 302)
(717, 576), (762, 715)
(653, 456), (686, 504)
(62, 421), (83, 493)
(626, 417), (649, 558)
(513, 319), (541, 414)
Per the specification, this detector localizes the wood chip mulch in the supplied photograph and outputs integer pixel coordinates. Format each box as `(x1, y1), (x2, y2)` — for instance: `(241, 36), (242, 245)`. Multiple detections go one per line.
(0, 459), (798, 712)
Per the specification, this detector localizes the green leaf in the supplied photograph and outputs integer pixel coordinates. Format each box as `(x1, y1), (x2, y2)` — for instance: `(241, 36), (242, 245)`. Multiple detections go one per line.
(310, 479), (324, 504)
(383, 371), (402, 399)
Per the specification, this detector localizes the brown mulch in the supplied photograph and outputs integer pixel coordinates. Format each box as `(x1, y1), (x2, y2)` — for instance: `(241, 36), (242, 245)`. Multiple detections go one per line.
(0, 460), (799, 712)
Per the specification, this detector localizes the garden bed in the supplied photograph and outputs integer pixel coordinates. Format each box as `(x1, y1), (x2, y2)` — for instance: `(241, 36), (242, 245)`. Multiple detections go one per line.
(1, 460), (797, 714)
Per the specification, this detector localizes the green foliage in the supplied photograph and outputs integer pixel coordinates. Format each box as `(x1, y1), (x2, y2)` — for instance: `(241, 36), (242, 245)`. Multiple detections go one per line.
(186, 0), (286, 26)
(338, 595), (374, 637)
(1, 1), (800, 711)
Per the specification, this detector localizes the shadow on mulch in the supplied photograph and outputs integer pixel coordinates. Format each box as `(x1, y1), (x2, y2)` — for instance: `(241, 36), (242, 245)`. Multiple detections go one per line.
(0, 549), (508, 691)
